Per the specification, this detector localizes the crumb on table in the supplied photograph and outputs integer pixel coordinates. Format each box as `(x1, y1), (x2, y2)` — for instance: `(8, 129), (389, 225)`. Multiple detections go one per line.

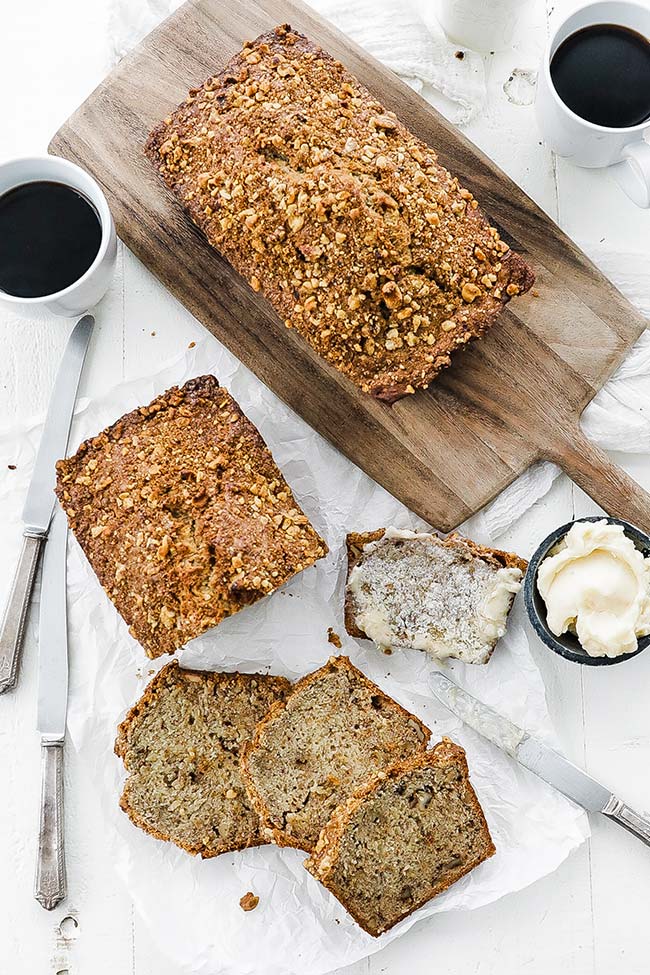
(327, 627), (342, 648)
(240, 891), (260, 912)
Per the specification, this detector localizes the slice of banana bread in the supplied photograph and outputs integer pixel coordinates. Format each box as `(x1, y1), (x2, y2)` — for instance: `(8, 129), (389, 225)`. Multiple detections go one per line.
(346, 528), (527, 664)
(240, 655), (431, 852)
(55, 375), (328, 658)
(115, 662), (291, 857)
(305, 739), (495, 936)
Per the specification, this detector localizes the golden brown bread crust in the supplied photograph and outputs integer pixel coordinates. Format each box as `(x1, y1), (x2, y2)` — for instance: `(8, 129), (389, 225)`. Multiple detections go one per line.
(56, 375), (328, 658)
(145, 25), (534, 403)
(305, 738), (496, 936)
(239, 655), (431, 851)
(344, 528), (528, 640)
(115, 661), (292, 857)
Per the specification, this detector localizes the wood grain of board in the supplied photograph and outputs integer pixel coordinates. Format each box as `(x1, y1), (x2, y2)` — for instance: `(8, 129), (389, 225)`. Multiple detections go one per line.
(49, 0), (650, 532)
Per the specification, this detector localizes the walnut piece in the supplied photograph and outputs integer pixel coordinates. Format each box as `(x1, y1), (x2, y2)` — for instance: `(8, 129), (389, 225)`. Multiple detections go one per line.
(240, 891), (260, 912)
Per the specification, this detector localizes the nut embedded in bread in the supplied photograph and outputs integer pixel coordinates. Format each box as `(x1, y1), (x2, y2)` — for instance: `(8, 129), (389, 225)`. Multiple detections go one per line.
(240, 655), (431, 852)
(345, 528), (527, 664)
(115, 662), (291, 857)
(305, 739), (495, 936)
(55, 375), (328, 658)
(145, 24), (534, 403)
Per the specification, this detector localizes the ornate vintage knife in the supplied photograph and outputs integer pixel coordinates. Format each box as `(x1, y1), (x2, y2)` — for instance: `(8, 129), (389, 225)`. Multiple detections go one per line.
(34, 508), (68, 910)
(0, 314), (93, 694)
(430, 670), (650, 848)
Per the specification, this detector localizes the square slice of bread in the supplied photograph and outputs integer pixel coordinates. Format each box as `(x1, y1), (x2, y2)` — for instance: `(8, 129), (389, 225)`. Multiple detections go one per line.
(145, 25), (534, 403)
(55, 375), (328, 658)
(240, 656), (431, 852)
(305, 738), (495, 936)
(345, 528), (527, 664)
(115, 662), (291, 857)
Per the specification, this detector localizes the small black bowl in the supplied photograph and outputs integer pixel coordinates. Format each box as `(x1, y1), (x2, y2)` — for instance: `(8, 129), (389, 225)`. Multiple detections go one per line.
(524, 516), (650, 666)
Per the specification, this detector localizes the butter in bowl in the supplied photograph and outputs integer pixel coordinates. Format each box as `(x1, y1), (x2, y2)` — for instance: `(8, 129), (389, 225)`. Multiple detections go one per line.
(524, 516), (650, 665)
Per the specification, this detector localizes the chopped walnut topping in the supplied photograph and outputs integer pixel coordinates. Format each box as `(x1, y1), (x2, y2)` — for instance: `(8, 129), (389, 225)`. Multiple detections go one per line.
(371, 114), (397, 130)
(145, 24), (534, 403)
(461, 283), (482, 303)
(54, 376), (328, 658)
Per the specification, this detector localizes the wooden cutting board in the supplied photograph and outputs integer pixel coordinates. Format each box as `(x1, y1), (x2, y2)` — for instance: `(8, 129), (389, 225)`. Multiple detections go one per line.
(50, 0), (650, 533)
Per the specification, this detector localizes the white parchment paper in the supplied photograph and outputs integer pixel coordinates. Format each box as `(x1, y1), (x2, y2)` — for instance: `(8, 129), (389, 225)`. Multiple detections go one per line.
(0, 337), (588, 975)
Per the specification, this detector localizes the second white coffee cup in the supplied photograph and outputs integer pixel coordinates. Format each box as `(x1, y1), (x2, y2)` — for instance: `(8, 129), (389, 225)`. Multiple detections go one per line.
(535, 0), (650, 208)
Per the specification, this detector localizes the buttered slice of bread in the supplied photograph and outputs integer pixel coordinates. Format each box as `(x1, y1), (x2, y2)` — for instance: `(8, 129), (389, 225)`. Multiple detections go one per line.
(305, 739), (495, 937)
(240, 656), (431, 852)
(345, 528), (527, 664)
(115, 662), (291, 857)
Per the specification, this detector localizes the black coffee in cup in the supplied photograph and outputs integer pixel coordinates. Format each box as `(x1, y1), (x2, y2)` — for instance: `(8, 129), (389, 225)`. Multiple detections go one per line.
(550, 23), (650, 128)
(0, 180), (102, 298)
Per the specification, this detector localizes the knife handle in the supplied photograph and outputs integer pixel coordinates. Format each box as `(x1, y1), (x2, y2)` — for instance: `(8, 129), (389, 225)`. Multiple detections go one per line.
(603, 794), (650, 848)
(0, 534), (44, 694)
(34, 740), (66, 910)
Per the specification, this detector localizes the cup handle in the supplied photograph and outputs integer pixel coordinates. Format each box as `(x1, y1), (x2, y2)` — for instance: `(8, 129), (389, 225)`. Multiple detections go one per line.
(611, 140), (650, 208)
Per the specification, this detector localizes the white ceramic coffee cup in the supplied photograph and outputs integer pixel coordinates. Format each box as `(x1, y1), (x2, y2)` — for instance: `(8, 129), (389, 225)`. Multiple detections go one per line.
(535, 0), (650, 208)
(0, 155), (117, 317)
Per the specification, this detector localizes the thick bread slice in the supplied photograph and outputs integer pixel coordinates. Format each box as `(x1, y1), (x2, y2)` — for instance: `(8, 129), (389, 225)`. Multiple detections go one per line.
(115, 662), (291, 857)
(305, 739), (495, 936)
(240, 656), (431, 852)
(345, 528), (527, 664)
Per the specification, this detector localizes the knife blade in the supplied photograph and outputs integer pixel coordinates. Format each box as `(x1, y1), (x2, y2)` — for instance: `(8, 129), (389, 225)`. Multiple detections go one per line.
(430, 670), (650, 848)
(23, 315), (94, 534)
(34, 507), (68, 910)
(0, 314), (93, 694)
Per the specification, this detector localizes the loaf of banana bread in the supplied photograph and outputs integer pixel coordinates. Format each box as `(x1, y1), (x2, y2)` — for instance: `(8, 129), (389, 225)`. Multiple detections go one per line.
(146, 24), (534, 402)
(55, 375), (328, 658)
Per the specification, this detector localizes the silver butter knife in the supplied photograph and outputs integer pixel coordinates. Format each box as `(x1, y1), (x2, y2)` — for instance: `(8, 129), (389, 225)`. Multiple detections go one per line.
(0, 314), (93, 694)
(430, 671), (650, 848)
(34, 508), (68, 910)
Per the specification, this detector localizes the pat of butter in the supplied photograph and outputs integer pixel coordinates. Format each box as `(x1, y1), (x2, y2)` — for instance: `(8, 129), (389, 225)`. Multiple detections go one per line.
(537, 520), (650, 657)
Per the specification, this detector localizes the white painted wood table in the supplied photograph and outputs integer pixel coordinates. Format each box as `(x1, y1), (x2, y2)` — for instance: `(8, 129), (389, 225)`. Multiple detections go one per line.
(2, 0), (650, 972)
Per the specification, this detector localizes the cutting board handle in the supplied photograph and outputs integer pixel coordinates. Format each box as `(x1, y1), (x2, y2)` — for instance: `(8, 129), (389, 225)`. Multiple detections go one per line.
(546, 426), (650, 535)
